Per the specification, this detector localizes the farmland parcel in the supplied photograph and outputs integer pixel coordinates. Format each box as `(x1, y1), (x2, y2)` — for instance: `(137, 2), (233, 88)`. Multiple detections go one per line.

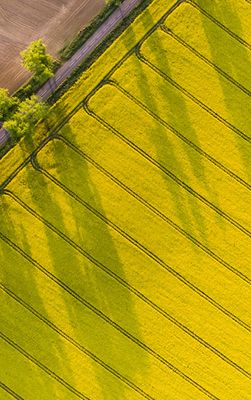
(0, 0), (251, 399)
(0, 0), (105, 92)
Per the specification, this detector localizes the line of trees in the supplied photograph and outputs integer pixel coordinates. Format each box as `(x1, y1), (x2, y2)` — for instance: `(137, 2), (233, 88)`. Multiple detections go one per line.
(1, 0), (124, 144)
(3, 94), (48, 139)
(1, 39), (53, 141)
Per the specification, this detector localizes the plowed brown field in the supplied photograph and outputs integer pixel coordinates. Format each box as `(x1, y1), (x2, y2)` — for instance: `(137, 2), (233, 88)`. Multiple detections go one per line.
(0, 0), (105, 93)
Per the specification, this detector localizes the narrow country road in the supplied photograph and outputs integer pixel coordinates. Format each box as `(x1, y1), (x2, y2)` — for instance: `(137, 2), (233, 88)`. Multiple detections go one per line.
(37, 0), (143, 100)
(0, 128), (10, 147)
(0, 0), (142, 148)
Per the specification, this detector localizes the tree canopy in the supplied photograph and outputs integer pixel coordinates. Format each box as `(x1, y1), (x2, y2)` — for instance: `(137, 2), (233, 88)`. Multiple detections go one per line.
(3, 95), (48, 139)
(20, 39), (54, 76)
(0, 88), (19, 121)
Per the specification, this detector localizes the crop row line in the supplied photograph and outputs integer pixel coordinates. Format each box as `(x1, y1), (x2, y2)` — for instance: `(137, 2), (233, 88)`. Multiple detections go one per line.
(0, 284), (153, 400)
(84, 83), (251, 240)
(1, 0), (249, 194)
(0, 218), (217, 400)
(3, 128), (250, 381)
(135, 44), (251, 144)
(0, 382), (24, 400)
(160, 24), (251, 98)
(106, 77), (251, 193)
(0, 331), (89, 400)
(0, 0), (183, 192)
(1, 1), (250, 396)
(56, 134), (250, 285)
(188, 0), (251, 51)
(25, 157), (251, 335)
(39, 133), (251, 377)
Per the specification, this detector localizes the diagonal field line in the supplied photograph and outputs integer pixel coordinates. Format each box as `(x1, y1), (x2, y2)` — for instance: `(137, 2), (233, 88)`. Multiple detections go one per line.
(160, 25), (251, 98)
(0, 284), (154, 400)
(109, 78), (251, 192)
(0, 229), (219, 400)
(84, 87), (251, 238)
(54, 133), (251, 286)
(0, 332), (90, 400)
(0, 382), (25, 400)
(4, 179), (251, 335)
(187, 0), (251, 51)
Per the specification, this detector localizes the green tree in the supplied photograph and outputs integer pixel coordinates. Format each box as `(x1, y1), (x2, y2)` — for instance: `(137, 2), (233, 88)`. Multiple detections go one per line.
(0, 88), (19, 120)
(4, 95), (48, 139)
(21, 39), (54, 77)
(106, 0), (122, 5)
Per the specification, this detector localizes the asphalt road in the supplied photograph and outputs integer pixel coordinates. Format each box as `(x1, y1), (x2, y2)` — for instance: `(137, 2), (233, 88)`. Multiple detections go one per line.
(37, 0), (142, 100)
(0, 0), (142, 148)
(0, 128), (10, 147)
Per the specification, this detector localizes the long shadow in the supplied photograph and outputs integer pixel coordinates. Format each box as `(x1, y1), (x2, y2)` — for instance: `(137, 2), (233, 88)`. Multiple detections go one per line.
(15, 100), (148, 399)
(78, 11), (251, 397)
(196, 0), (251, 182)
(117, 8), (211, 242)
(194, 0), (251, 48)
(0, 194), (62, 399)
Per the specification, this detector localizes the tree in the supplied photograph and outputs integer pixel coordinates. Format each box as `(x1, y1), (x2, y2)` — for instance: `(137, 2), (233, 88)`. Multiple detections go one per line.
(0, 88), (19, 120)
(21, 39), (54, 77)
(4, 95), (48, 139)
(106, 0), (122, 5)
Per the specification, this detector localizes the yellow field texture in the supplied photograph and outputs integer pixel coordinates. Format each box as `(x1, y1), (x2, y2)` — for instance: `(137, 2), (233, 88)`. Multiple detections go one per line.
(1, 0), (251, 399)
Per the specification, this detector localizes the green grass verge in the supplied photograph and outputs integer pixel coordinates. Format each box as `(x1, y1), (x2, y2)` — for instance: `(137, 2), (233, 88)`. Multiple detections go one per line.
(1, 0), (251, 398)
(58, 0), (119, 61)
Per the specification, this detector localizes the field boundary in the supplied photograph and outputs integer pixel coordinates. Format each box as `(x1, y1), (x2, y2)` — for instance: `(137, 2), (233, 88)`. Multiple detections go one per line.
(188, 0), (251, 50)
(1, 1), (251, 398)
(37, 0), (151, 101)
(2, 131), (251, 385)
(3, 175), (251, 332)
(160, 25), (251, 97)
(136, 42), (251, 142)
(0, 0), (181, 190)
(84, 81), (251, 239)
(1, 191), (219, 400)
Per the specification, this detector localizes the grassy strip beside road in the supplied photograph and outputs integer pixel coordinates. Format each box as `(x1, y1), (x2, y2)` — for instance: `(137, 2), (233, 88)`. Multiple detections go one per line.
(59, 0), (119, 61)
(47, 0), (152, 104)
(1, 0), (251, 397)
(0, 0), (176, 187)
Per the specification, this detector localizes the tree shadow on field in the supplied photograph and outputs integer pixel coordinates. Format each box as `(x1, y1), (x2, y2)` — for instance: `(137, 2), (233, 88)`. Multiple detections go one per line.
(199, 0), (251, 183)
(196, 0), (251, 43)
(118, 9), (211, 243)
(17, 100), (147, 400)
(0, 194), (61, 398)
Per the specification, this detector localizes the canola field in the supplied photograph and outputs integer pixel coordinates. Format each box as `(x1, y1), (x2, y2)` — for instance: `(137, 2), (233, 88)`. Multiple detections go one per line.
(1, 0), (251, 398)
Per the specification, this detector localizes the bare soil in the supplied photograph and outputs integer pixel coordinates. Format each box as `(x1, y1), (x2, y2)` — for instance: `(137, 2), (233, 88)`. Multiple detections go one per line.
(0, 0), (105, 93)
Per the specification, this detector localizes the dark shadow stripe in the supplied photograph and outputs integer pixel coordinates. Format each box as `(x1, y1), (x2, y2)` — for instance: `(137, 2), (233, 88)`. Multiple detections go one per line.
(136, 43), (251, 143)
(0, 284), (154, 400)
(5, 182), (250, 337)
(0, 332), (89, 400)
(84, 84), (251, 238)
(188, 0), (251, 50)
(0, 227), (218, 400)
(160, 25), (251, 97)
